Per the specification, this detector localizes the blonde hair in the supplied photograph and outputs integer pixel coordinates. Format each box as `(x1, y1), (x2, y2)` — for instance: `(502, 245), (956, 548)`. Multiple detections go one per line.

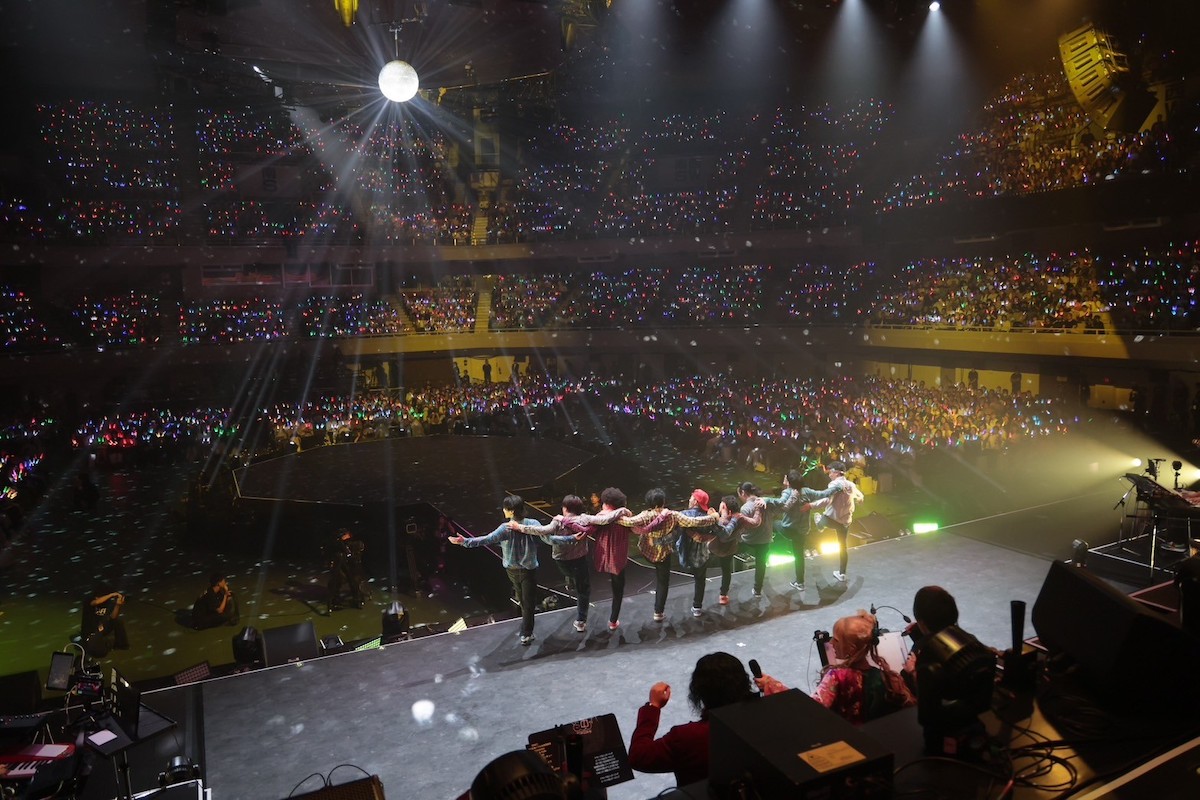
(829, 609), (892, 672)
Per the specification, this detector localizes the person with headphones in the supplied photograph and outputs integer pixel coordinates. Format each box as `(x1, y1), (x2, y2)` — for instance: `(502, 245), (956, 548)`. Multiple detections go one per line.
(813, 609), (914, 725)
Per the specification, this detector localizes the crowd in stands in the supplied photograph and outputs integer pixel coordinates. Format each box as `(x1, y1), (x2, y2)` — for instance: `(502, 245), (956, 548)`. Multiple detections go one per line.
(868, 251), (1110, 330)
(606, 374), (1069, 472)
(398, 282), (479, 332)
(1, 288), (61, 351)
(50, 374), (1073, 492)
(178, 298), (287, 344)
(489, 274), (579, 330)
(1, 73), (1191, 245)
(879, 70), (1177, 212)
(297, 295), (408, 337)
(74, 292), (165, 347)
(4, 240), (1200, 352)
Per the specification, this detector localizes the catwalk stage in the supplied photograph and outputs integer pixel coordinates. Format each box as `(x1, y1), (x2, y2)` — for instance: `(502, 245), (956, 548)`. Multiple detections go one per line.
(115, 503), (1127, 800)
(9, 428), (1194, 799)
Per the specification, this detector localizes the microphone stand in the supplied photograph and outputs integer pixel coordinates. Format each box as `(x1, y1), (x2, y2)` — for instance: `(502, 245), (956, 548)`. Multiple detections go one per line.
(1114, 481), (1136, 511)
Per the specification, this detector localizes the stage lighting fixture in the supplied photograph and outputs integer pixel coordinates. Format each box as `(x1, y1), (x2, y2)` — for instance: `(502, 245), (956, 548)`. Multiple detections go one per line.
(929, 1), (940, 10)
(469, 749), (565, 800)
(231, 626), (263, 665)
(912, 522), (940, 534)
(916, 625), (996, 754)
(382, 601), (410, 644)
(379, 60), (419, 102)
(158, 755), (200, 788)
(1071, 539), (1089, 566)
(335, 0), (358, 27)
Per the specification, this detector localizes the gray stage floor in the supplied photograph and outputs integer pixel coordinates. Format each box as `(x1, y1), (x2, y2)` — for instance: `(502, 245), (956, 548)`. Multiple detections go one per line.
(187, 529), (1064, 800)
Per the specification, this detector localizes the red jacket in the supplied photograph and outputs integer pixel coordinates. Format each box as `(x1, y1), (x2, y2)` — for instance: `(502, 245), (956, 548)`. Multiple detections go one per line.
(628, 704), (709, 787)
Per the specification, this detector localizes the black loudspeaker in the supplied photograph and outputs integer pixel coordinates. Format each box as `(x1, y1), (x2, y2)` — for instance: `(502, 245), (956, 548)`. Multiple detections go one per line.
(708, 690), (892, 799)
(0, 670), (42, 714)
(261, 621), (320, 667)
(1032, 560), (1199, 709)
(289, 775), (386, 800)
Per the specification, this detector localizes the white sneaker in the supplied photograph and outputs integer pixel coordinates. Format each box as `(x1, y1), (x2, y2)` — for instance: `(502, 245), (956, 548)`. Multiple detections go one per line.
(789, 581), (804, 592)
(573, 620), (586, 633)
(833, 571), (847, 582)
(520, 633), (536, 646)
(691, 606), (703, 617)
(653, 611), (665, 622)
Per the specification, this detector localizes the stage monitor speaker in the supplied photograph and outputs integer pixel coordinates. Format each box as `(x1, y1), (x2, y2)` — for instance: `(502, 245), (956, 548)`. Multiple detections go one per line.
(288, 775), (385, 800)
(261, 621), (320, 667)
(708, 689), (892, 799)
(1032, 560), (1200, 709)
(0, 670), (42, 714)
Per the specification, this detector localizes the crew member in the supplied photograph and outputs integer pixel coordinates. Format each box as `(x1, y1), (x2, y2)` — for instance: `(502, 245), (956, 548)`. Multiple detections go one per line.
(192, 573), (240, 629)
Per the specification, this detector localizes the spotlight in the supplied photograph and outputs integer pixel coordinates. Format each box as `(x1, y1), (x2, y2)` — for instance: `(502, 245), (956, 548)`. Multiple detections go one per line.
(158, 755), (200, 788)
(929, 1), (940, 10)
(916, 625), (996, 754)
(1071, 539), (1089, 567)
(231, 626), (263, 666)
(379, 60), (419, 102)
(912, 522), (940, 534)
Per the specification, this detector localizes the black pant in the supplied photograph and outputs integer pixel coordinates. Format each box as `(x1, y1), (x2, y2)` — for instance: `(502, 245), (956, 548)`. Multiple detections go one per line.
(789, 530), (809, 582)
(692, 555), (734, 606)
(828, 519), (849, 574)
(652, 559), (671, 614)
(608, 569), (626, 624)
(743, 542), (769, 593)
(507, 567), (537, 637)
(556, 557), (590, 622)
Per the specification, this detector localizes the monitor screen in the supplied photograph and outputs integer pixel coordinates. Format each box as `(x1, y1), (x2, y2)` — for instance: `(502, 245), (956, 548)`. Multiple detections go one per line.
(46, 651), (76, 692)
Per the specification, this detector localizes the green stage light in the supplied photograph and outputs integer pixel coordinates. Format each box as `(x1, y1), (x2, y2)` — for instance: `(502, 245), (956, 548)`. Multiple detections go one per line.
(913, 522), (940, 534)
(766, 553), (795, 568)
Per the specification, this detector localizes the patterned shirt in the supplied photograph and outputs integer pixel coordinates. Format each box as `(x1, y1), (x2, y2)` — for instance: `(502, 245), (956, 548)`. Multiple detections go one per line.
(574, 507), (632, 575)
(620, 507), (718, 564)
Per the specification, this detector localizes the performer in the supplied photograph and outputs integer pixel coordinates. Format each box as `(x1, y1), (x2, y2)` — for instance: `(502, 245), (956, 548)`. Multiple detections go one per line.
(628, 651), (786, 786)
(509, 494), (594, 632)
(619, 488), (718, 623)
(674, 489), (721, 617)
(82, 586), (128, 658)
(809, 461), (864, 582)
(733, 482), (770, 598)
(572, 487), (632, 631)
(812, 610), (915, 725)
(327, 528), (369, 611)
(192, 573), (240, 629)
(709, 495), (743, 606)
(759, 470), (840, 593)
(451, 495), (546, 645)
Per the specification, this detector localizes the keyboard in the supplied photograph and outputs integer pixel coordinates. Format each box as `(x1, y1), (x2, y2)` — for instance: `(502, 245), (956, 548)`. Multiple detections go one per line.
(5, 761), (40, 779)
(0, 712), (51, 731)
